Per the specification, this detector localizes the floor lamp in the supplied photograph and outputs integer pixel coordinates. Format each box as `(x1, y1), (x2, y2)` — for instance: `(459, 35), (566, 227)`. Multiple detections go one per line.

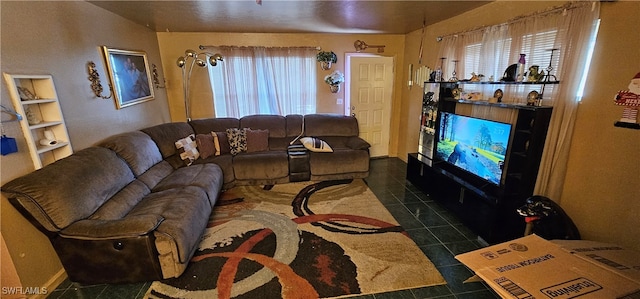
(176, 49), (223, 121)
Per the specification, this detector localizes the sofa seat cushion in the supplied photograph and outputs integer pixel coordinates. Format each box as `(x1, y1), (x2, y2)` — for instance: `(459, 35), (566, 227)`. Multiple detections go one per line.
(309, 149), (370, 175)
(194, 154), (235, 186)
(129, 186), (212, 263)
(137, 161), (175, 191)
(232, 151), (289, 180)
(89, 180), (151, 220)
(152, 163), (223, 206)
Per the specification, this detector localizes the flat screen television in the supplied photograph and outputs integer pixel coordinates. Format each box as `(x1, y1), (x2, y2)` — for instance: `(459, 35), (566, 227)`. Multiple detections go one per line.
(435, 112), (512, 186)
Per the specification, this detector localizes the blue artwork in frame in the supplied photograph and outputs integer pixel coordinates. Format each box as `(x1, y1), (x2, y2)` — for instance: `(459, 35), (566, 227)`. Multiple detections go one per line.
(102, 46), (155, 109)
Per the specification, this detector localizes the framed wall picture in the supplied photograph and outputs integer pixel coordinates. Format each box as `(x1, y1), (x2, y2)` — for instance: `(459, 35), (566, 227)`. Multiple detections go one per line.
(101, 46), (154, 109)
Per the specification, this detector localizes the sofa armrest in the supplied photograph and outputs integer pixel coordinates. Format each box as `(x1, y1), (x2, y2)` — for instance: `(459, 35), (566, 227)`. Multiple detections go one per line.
(59, 215), (164, 239)
(346, 136), (371, 150)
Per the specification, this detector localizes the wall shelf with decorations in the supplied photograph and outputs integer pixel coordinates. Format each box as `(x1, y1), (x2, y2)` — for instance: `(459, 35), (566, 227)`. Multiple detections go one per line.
(438, 80), (560, 107)
(614, 121), (640, 130)
(3, 73), (73, 169)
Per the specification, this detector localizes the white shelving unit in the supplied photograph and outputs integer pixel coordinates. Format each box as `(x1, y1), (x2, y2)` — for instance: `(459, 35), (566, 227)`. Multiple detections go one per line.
(3, 73), (72, 169)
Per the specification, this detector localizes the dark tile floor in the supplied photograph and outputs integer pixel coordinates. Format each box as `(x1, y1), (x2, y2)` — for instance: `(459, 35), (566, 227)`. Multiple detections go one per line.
(48, 157), (499, 299)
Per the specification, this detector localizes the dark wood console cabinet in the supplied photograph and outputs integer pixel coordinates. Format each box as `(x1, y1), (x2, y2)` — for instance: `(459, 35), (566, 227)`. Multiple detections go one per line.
(407, 82), (554, 244)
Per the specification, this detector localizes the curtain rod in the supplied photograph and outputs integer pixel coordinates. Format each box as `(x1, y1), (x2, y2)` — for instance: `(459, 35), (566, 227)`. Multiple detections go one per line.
(437, 1), (594, 40)
(199, 45), (321, 50)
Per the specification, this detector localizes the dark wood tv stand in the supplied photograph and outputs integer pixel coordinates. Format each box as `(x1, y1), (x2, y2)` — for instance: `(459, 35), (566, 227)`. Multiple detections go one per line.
(407, 82), (554, 244)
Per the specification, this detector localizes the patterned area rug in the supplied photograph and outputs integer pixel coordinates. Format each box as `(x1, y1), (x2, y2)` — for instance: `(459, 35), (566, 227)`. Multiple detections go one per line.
(146, 179), (445, 299)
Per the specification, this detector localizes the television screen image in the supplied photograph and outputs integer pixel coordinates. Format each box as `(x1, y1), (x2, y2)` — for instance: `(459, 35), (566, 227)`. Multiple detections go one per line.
(435, 112), (512, 186)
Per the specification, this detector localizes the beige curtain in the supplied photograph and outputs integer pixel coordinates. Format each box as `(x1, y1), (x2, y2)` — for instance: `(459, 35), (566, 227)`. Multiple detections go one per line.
(534, 2), (600, 201)
(436, 1), (601, 201)
(208, 46), (317, 118)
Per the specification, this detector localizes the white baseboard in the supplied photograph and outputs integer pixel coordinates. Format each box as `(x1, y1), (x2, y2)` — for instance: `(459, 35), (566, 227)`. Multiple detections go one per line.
(30, 269), (67, 299)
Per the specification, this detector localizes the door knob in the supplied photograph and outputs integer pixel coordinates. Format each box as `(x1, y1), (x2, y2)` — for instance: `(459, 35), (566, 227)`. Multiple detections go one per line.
(351, 113), (356, 117)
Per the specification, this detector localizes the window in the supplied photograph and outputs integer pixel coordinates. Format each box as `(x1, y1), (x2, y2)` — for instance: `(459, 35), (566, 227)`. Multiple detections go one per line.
(436, 1), (601, 199)
(209, 47), (317, 118)
(460, 29), (560, 98)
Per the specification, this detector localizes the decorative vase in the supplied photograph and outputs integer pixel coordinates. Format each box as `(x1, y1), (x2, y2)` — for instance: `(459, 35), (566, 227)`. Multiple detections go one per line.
(321, 61), (333, 70)
(24, 106), (41, 125)
(330, 84), (340, 93)
(44, 130), (55, 141)
(517, 54), (526, 82)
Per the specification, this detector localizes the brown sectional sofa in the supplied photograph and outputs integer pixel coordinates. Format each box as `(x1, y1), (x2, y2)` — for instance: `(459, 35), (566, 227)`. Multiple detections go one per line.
(1, 114), (370, 284)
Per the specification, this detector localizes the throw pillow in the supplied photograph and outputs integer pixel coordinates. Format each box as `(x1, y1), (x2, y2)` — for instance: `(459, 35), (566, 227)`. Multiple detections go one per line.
(175, 134), (199, 166)
(226, 128), (247, 155)
(245, 128), (269, 153)
(195, 134), (215, 159)
(212, 131), (231, 156)
(300, 137), (333, 153)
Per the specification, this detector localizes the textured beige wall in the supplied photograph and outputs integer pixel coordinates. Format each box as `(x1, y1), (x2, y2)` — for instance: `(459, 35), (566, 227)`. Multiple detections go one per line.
(560, 1), (640, 250)
(0, 1), (170, 289)
(399, 1), (640, 251)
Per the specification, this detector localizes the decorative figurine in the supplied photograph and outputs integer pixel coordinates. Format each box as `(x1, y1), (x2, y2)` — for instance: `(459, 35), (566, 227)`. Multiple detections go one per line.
(527, 65), (545, 82)
(493, 89), (504, 103)
(501, 64), (518, 82)
(614, 72), (640, 124)
(470, 72), (484, 82)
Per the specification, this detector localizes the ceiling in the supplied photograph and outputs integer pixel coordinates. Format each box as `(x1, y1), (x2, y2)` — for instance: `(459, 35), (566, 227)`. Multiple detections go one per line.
(88, 0), (492, 34)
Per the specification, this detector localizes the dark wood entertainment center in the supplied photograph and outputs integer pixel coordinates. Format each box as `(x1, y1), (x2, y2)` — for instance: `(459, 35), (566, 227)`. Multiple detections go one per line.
(407, 81), (555, 244)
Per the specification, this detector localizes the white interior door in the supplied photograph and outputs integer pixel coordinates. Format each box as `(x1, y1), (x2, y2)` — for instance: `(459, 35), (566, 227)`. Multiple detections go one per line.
(348, 56), (394, 157)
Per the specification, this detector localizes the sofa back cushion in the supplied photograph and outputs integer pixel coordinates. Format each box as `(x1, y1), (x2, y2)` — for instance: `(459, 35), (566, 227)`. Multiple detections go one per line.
(98, 131), (163, 177)
(240, 115), (286, 138)
(1, 147), (135, 231)
(304, 114), (359, 137)
(189, 118), (239, 135)
(141, 122), (194, 168)
(286, 115), (304, 137)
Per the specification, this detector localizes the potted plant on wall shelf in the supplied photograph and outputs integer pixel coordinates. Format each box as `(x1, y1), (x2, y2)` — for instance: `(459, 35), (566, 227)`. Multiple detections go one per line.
(325, 70), (345, 93)
(317, 51), (338, 70)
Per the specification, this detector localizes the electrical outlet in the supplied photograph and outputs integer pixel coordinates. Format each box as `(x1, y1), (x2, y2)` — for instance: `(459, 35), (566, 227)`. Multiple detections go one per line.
(337, 98), (343, 105)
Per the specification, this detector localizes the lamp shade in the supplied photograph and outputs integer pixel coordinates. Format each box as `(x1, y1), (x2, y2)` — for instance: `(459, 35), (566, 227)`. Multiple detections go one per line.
(176, 56), (186, 67)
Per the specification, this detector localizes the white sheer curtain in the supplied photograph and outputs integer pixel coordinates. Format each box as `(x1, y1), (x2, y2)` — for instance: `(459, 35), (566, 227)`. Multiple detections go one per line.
(436, 2), (600, 201)
(534, 2), (600, 201)
(209, 46), (317, 118)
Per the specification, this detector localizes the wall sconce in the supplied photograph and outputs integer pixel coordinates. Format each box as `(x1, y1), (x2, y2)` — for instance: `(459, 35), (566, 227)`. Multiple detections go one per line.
(176, 49), (223, 121)
(408, 64), (413, 89)
(354, 40), (385, 53)
(86, 61), (113, 99)
(151, 64), (165, 88)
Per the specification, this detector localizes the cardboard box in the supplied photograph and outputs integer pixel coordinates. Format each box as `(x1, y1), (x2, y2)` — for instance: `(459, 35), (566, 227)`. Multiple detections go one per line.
(456, 234), (640, 299)
(551, 239), (640, 285)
